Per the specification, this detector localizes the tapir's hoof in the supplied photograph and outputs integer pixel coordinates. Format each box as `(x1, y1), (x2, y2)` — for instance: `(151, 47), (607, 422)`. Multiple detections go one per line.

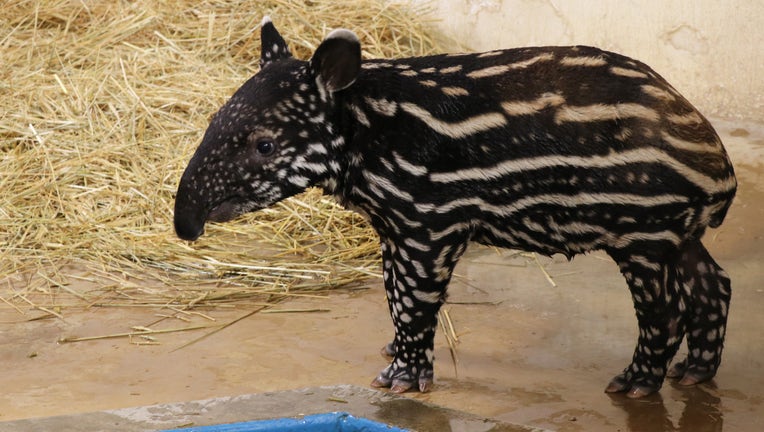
(667, 358), (717, 386)
(371, 364), (433, 393)
(371, 376), (433, 393)
(605, 374), (660, 399)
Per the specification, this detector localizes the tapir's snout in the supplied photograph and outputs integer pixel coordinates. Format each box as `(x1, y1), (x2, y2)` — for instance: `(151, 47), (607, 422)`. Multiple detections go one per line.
(173, 159), (208, 242)
(173, 211), (204, 241)
(173, 194), (206, 241)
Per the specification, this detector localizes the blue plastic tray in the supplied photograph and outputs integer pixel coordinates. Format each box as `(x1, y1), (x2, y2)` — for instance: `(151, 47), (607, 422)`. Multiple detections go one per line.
(163, 412), (408, 431)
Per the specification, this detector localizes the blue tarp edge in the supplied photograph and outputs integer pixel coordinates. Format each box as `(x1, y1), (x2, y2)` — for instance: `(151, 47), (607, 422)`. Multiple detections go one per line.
(160, 411), (408, 432)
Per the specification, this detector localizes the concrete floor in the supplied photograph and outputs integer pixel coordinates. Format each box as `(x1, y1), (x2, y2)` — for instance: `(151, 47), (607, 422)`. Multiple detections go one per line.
(1, 118), (762, 431)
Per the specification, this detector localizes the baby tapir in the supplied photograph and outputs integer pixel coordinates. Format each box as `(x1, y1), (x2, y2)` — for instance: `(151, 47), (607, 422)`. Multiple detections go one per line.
(174, 17), (737, 398)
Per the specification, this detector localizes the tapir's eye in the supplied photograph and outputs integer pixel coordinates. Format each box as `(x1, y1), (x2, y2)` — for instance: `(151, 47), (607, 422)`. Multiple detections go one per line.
(247, 133), (277, 158)
(255, 139), (276, 156)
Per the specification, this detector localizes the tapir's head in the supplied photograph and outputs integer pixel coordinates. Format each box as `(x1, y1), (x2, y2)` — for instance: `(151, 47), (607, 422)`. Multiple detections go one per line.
(174, 18), (361, 241)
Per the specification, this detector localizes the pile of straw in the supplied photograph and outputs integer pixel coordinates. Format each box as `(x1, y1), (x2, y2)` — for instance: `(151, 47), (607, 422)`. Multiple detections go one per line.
(0, 0), (444, 316)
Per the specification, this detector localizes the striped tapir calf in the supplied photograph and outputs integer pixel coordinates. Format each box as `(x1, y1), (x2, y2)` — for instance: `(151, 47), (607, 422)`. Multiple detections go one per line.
(174, 18), (737, 398)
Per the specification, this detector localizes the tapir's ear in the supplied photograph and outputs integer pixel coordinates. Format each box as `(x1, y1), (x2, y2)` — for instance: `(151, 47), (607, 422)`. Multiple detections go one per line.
(260, 16), (292, 68)
(309, 29), (361, 93)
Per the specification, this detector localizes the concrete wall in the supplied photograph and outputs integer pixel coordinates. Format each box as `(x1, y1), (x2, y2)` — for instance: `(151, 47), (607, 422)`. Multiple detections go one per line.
(422, 0), (763, 121)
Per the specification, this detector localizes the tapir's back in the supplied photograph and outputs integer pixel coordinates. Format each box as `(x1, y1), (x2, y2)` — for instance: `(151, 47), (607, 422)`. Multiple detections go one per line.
(345, 45), (736, 250)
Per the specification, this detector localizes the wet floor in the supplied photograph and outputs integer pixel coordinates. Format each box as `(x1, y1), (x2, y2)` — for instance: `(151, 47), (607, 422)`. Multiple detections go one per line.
(0, 385), (542, 432)
(1, 119), (762, 431)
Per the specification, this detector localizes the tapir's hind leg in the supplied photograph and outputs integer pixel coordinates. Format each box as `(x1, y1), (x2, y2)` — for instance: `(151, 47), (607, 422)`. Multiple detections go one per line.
(666, 239), (731, 386)
(605, 248), (687, 398)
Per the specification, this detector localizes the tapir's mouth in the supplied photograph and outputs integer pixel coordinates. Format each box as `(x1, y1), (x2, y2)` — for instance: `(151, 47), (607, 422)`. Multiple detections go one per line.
(207, 197), (248, 223)
(175, 195), (257, 242)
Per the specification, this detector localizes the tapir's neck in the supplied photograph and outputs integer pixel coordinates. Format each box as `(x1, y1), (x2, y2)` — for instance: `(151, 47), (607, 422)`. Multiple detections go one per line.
(320, 58), (438, 224)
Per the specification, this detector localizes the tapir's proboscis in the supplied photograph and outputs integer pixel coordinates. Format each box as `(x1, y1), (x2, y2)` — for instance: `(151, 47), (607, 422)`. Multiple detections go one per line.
(174, 17), (736, 398)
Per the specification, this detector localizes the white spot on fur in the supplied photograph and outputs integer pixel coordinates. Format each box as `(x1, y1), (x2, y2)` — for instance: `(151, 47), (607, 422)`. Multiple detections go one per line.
(441, 86), (469, 97)
(348, 103), (371, 127)
(288, 175), (310, 187)
(501, 93), (566, 116)
(364, 97), (398, 116)
(467, 53), (554, 78)
(661, 131), (719, 152)
(477, 50), (503, 58)
(393, 151), (427, 176)
(559, 55), (607, 67)
(641, 84), (676, 101)
(400, 102), (507, 139)
(609, 66), (648, 78)
(554, 103), (660, 124)
(412, 289), (441, 304)
(666, 111), (704, 125)
(439, 65), (462, 74)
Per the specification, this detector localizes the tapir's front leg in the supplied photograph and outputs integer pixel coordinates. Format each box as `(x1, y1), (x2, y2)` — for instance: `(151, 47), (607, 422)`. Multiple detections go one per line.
(371, 235), (467, 393)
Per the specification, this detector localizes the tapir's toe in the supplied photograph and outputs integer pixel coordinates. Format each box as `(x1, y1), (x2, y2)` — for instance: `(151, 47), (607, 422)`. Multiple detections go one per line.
(667, 358), (718, 386)
(371, 362), (434, 394)
(604, 373), (660, 399)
